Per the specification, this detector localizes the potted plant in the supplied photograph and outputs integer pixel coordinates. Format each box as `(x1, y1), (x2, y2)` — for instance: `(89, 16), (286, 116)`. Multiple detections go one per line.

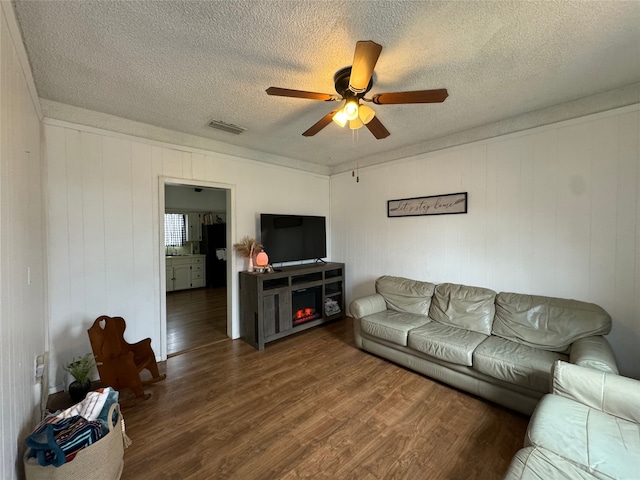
(64, 353), (98, 401)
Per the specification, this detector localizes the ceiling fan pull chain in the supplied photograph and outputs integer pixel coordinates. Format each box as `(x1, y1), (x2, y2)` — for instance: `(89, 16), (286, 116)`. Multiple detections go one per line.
(351, 130), (360, 182)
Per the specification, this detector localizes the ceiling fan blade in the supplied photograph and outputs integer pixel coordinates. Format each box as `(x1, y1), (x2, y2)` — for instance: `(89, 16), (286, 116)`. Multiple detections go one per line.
(349, 40), (382, 93)
(372, 89), (449, 105)
(365, 116), (390, 139)
(266, 87), (338, 101)
(302, 110), (339, 137)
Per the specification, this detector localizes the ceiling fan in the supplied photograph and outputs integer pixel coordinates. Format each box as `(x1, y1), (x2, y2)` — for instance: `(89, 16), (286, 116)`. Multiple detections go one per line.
(266, 40), (448, 139)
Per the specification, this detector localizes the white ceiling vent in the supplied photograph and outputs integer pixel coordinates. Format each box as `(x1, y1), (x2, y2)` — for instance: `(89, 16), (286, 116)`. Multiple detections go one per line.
(207, 120), (246, 135)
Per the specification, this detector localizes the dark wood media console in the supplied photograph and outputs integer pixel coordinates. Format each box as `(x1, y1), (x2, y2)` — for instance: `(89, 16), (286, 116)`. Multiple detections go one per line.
(239, 262), (345, 350)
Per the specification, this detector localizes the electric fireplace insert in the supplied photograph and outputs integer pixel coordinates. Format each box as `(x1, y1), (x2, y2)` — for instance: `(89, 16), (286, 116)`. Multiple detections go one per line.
(291, 286), (322, 326)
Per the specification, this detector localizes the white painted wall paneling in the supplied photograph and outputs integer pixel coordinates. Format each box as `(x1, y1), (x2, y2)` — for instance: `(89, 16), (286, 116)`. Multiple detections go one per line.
(43, 122), (331, 392)
(330, 106), (640, 379)
(0, 5), (46, 479)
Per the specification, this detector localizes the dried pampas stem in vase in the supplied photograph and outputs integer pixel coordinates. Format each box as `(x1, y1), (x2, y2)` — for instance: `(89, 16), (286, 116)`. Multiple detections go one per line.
(233, 236), (263, 272)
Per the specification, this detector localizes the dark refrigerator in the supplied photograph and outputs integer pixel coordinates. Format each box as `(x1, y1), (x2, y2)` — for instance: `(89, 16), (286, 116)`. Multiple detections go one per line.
(201, 223), (226, 287)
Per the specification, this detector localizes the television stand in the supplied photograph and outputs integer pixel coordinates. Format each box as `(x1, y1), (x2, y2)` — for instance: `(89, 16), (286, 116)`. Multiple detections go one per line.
(239, 262), (345, 350)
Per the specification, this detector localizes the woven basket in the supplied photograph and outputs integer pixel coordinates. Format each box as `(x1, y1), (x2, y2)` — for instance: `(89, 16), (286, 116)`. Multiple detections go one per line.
(24, 403), (126, 480)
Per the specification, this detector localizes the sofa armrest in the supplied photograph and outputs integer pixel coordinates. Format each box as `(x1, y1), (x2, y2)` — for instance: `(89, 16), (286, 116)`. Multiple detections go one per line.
(349, 294), (386, 319)
(552, 360), (640, 424)
(569, 336), (619, 374)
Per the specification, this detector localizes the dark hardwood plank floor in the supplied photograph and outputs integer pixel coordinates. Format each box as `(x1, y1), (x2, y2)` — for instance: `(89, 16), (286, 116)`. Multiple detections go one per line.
(166, 287), (228, 356)
(122, 318), (528, 480)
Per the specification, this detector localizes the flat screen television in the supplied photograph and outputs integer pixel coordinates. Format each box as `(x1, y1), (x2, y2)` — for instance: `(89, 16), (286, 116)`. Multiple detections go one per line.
(260, 214), (326, 264)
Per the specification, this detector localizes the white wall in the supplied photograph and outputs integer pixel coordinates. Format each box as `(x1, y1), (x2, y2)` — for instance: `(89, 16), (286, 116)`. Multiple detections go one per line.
(44, 121), (331, 392)
(0, 3), (47, 479)
(331, 105), (640, 379)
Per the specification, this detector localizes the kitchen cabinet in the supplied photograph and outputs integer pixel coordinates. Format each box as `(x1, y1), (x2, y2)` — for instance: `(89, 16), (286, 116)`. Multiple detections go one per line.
(173, 263), (192, 290)
(166, 265), (174, 292)
(191, 255), (205, 288)
(166, 255), (206, 291)
(186, 213), (202, 242)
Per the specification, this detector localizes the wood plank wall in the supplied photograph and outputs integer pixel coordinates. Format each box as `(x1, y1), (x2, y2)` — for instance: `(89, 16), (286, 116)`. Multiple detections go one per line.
(0, 5), (47, 479)
(330, 106), (640, 379)
(43, 123), (331, 392)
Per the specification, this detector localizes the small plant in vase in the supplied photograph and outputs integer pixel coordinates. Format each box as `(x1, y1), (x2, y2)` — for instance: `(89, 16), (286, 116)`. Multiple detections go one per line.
(233, 236), (263, 272)
(64, 353), (99, 402)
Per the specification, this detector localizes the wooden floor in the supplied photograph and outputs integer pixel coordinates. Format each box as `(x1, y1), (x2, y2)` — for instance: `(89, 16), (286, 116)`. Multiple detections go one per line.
(166, 287), (228, 356)
(121, 317), (529, 480)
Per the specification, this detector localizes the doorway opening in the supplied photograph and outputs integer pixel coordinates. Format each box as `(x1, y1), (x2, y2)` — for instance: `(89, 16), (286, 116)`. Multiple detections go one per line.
(161, 180), (233, 357)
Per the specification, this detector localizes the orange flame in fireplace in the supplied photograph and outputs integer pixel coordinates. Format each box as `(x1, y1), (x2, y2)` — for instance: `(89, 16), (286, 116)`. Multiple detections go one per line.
(293, 308), (317, 325)
(295, 308), (314, 319)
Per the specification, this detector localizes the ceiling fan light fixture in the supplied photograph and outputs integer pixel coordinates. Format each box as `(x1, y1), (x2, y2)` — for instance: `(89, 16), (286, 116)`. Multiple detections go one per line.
(332, 109), (348, 127)
(266, 40), (447, 139)
(344, 98), (359, 121)
(358, 104), (375, 124)
(349, 117), (364, 130)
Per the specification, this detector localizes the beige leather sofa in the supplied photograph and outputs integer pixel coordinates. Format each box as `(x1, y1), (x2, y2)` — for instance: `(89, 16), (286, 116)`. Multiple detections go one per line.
(504, 361), (639, 479)
(351, 276), (618, 415)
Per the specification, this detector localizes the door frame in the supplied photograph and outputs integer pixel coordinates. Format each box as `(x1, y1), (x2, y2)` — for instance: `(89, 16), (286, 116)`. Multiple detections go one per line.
(158, 176), (236, 359)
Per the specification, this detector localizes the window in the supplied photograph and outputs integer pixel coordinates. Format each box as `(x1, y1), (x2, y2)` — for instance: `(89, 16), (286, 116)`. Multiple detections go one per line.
(165, 214), (186, 247)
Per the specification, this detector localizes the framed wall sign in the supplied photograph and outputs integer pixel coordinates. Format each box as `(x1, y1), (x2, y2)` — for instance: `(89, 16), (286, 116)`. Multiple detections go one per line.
(387, 192), (468, 217)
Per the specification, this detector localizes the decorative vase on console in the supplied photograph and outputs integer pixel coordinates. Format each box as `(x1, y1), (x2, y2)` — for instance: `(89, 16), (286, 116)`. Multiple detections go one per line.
(233, 236), (263, 273)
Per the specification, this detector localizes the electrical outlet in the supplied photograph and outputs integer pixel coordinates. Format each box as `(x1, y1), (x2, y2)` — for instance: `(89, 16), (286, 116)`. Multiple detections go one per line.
(35, 354), (45, 378)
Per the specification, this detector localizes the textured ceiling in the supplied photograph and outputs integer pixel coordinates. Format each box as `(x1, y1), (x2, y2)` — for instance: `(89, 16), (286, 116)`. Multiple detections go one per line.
(13, 0), (640, 174)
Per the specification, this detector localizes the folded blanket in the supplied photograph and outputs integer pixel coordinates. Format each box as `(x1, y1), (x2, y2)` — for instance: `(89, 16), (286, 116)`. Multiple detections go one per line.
(56, 387), (117, 422)
(25, 387), (121, 466)
(25, 416), (102, 467)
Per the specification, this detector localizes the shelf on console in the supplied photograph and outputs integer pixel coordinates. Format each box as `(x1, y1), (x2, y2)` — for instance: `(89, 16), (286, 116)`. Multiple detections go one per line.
(262, 277), (289, 290)
(291, 271), (323, 284)
(325, 268), (343, 279)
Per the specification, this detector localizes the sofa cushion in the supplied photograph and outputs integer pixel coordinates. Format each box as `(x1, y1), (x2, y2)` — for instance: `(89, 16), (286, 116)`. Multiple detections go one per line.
(493, 293), (611, 353)
(375, 276), (435, 315)
(408, 322), (488, 366)
(504, 447), (598, 480)
(428, 283), (496, 335)
(473, 336), (567, 393)
(360, 310), (430, 346)
(526, 394), (640, 480)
